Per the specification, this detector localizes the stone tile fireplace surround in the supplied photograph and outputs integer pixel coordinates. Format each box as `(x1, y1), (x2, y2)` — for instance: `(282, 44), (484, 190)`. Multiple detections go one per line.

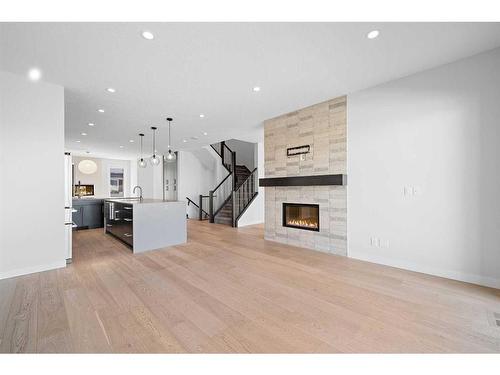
(263, 95), (347, 255)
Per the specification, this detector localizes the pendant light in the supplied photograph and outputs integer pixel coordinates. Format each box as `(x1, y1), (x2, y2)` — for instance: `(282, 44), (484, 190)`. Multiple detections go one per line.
(138, 133), (147, 168)
(150, 126), (161, 166)
(165, 117), (176, 162)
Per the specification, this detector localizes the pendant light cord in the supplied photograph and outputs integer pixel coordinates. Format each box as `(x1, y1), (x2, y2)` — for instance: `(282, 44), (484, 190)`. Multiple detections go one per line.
(168, 121), (171, 148)
(140, 135), (143, 159)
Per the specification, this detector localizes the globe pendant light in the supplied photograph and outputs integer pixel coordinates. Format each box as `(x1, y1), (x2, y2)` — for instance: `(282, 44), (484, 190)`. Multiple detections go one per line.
(150, 126), (161, 166)
(165, 117), (176, 162)
(138, 133), (147, 168)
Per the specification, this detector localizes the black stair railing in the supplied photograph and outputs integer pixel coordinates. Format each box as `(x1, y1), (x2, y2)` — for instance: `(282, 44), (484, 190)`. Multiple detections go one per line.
(211, 141), (235, 174)
(232, 168), (259, 227)
(208, 172), (233, 223)
(186, 196), (209, 220)
(208, 141), (258, 227)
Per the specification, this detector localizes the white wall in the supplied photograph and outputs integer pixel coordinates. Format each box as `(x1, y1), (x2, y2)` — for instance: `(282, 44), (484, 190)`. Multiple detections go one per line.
(225, 138), (256, 171)
(348, 48), (500, 289)
(237, 142), (265, 227)
(73, 156), (132, 198)
(177, 148), (223, 218)
(136, 157), (164, 200)
(0, 71), (66, 279)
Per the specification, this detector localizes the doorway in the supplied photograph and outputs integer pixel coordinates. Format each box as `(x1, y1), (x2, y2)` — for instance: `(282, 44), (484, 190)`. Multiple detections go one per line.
(163, 153), (178, 201)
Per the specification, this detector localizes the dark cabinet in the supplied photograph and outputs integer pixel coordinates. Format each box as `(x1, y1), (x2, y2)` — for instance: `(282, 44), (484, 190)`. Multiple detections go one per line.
(72, 205), (84, 228)
(83, 203), (103, 228)
(72, 199), (104, 229)
(104, 201), (133, 248)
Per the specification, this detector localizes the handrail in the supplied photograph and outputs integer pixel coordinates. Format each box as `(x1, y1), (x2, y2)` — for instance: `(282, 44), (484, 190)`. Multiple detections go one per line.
(209, 169), (234, 223)
(186, 196), (209, 218)
(232, 167), (259, 227)
(234, 191), (259, 224)
(222, 142), (233, 154)
(212, 171), (233, 193)
(210, 141), (235, 174)
(210, 144), (222, 157)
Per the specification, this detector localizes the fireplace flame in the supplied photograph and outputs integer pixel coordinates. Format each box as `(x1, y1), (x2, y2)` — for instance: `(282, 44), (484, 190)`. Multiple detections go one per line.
(287, 218), (318, 229)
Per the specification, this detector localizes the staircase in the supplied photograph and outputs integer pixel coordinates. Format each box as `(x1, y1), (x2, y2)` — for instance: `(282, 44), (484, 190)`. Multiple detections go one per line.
(214, 197), (233, 225)
(188, 141), (258, 227)
(214, 165), (252, 224)
(234, 165), (251, 189)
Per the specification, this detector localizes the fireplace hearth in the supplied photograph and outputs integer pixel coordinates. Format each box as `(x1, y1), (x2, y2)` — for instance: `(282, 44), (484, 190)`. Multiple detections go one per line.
(282, 203), (319, 232)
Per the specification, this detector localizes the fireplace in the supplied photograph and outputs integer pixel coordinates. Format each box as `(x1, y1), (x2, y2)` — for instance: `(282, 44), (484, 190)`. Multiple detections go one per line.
(282, 203), (319, 232)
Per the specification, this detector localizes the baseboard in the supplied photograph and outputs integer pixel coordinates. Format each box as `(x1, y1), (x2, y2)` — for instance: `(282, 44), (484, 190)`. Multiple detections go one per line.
(238, 220), (264, 227)
(0, 260), (67, 281)
(349, 252), (500, 290)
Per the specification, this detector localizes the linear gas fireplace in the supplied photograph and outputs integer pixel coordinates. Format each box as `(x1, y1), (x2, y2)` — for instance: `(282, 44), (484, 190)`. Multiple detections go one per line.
(282, 203), (319, 232)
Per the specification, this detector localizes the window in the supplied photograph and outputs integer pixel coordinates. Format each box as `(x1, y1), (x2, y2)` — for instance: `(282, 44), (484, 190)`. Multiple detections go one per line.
(110, 168), (124, 197)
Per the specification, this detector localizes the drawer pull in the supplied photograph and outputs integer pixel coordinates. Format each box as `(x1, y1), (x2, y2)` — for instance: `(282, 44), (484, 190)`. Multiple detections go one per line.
(124, 218), (132, 222)
(123, 233), (132, 237)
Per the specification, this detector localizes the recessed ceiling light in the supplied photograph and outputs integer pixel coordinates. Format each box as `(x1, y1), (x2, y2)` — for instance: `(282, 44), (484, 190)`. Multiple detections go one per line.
(129, 139), (134, 143)
(106, 87), (116, 93)
(98, 109), (105, 113)
(202, 132), (208, 136)
(75, 140), (81, 143)
(199, 114), (205, 118)
(119, 145), (124, 148)
(142, 31), (154, 40)
(367, 30), (380, 39)
(182, 139), (187, 143)
(252, 86), (261, 92)
(88, 122), (95, 127)
(28, 68), (42, 81)
(81, 132), (87, 136)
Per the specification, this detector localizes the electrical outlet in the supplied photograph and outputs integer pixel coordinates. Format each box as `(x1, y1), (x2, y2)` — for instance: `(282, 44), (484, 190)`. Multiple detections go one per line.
(370, 236), (388, 248)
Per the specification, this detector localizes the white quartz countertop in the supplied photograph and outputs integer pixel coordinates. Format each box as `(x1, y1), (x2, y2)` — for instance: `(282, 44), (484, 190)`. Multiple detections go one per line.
(105, 198), (183, 205)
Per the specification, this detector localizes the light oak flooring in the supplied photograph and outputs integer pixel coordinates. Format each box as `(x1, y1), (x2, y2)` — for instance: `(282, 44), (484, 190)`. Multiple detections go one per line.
(1, 220), (500, 353)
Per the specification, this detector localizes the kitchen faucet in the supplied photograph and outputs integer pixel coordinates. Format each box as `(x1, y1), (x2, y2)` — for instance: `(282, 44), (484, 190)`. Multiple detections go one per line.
(133, 185), (143, 201)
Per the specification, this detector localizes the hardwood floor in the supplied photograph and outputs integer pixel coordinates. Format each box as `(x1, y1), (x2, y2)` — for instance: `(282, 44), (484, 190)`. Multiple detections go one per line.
(1, 220), (499, 353)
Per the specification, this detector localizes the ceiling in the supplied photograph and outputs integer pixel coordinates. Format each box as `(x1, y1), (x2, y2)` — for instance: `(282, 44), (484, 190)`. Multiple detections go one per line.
(2, 22), (500, 160)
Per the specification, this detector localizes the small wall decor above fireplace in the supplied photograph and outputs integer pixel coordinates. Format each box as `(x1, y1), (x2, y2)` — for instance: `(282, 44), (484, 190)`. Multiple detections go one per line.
(287, 145), (310, 157)
(283, 203), (319, 232)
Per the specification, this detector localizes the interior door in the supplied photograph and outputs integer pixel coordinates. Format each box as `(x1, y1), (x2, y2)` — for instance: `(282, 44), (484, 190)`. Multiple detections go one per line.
(163, 154), (178, 201)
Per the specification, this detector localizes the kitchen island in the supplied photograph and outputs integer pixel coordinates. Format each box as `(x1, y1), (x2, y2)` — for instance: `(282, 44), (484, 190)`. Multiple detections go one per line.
(104, 199), (186, 253)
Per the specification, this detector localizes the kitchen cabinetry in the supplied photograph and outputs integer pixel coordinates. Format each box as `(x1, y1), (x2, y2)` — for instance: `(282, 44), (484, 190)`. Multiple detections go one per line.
(104, 201), (134, 247)
(104, 199), (186, 253)
(72, 199), (104, 229)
